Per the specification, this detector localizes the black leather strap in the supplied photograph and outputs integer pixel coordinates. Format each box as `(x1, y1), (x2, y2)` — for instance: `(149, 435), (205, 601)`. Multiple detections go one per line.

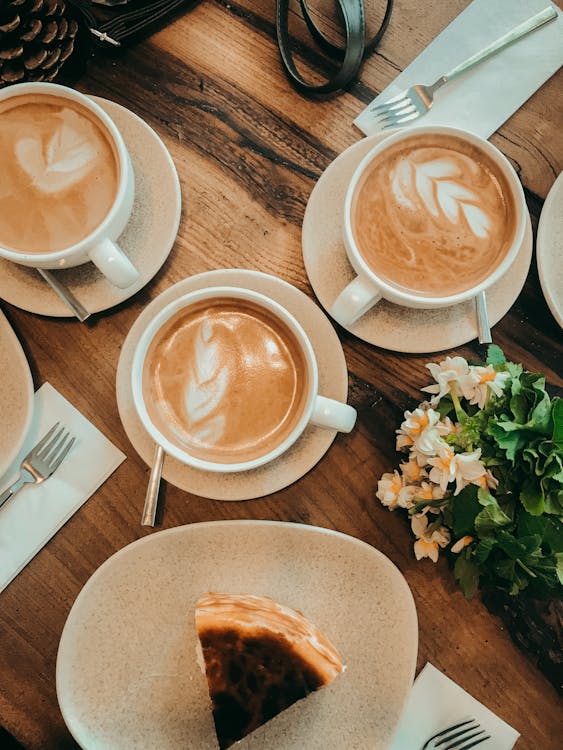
(276, 0), (393, 95)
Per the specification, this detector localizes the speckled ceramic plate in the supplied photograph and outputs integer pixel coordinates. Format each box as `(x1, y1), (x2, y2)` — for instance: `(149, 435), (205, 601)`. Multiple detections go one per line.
(537, 170), (563, 328)
(0, 97), (181, 317)
(56, 520), (417, 750)
(302, 133), (533, 353)
(116, 269), (349, 501)
(0, 310), (34, 479)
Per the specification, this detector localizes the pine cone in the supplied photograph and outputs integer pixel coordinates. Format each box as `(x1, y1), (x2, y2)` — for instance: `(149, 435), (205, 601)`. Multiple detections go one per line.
(0, 0), (79, 87)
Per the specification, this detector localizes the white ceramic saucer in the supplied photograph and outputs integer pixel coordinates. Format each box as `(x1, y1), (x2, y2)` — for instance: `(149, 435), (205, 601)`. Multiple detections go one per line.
(0, 97), (181, 317)
(537, 170), (563, 328)
(116, 269), (350, 501)
(302, 133), (533, 353)
(0, 310), (34, 480)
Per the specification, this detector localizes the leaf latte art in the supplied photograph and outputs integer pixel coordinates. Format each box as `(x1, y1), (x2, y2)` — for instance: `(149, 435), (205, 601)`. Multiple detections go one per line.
(143, 299), (310, 464)
(352, 133), (517, 297)
(0, 94), (118, 254)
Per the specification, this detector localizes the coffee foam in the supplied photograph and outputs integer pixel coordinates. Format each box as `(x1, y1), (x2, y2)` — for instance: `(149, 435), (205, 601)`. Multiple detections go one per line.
(0, 94), (119, 253)
(143, 298), (310, 464)
(352, 133), (517, 297)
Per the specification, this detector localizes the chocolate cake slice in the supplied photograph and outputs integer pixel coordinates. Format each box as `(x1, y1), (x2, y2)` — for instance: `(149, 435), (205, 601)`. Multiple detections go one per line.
(195, 593), (344, 749)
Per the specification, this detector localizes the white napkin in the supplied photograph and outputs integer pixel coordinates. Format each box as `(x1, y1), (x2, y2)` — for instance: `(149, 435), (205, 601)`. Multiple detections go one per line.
(355, 0), (563, 138)
(391, 663), (520, 750)
(0, 382), (126, 593)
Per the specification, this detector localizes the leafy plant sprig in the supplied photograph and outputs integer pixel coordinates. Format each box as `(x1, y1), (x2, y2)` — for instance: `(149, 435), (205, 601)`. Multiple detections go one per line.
(376, 345), (563, 599)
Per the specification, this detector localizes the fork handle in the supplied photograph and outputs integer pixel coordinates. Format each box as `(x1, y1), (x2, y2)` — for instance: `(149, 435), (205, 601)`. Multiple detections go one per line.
(0, 477), (26, 509)
(442, 6), (558, 83)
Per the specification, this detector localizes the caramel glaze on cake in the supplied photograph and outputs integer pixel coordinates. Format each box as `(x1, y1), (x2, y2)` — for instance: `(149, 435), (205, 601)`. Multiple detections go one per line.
(195, 593), (344, 749)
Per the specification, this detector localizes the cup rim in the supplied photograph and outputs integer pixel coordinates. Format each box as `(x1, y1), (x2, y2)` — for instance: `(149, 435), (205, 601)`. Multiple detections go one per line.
(131, 286), (320, 473)
(0, 81), (130, 262)
(343, 124), (527, 307)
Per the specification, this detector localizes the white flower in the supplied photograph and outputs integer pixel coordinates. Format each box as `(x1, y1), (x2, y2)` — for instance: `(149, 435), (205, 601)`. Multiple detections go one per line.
(459, 365), (510, 409)
(411, 514), (451, 562)
(400, 458), (427, 484)
(376, 471), (403, 509)
(451, 535), (474, 553)
(428, 445), (487, 495)
(397, 480), (446, 511)
(473, 469), (499, 491)
(421, 356), (471, 404)
(397, 407), (451, 457)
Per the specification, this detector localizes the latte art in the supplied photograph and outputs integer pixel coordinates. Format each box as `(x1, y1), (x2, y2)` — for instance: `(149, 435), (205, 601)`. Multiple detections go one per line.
(352, 133), (517, 297)
(391, 156), (491, 238)
(0, 94), (119, 254)
(143, 299), (310, 464)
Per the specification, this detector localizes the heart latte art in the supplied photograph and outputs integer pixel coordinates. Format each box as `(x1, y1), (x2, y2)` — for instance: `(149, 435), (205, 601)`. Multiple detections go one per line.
(0, 94), (119, 254)
(143, 299), (310, 464)
(352, 133), (517, 297)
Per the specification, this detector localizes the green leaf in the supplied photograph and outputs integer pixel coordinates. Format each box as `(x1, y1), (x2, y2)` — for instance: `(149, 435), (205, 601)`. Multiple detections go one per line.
(486, 345), (506, 366)
(454, 553), (480, 599)
(493, 558), (515, 581)
(474, 500), (512, 537)
(496, 531), (541, 559)
(556, 553), (563, 586)
(553, 398), (563, 445)
(474, 537), (496, 563)
(520, 477), (545, 515)
(452, 485), (481, 536)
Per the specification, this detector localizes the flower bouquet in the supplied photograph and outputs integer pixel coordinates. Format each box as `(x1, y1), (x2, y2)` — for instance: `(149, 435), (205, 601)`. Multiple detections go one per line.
(377, 345), (562, 600)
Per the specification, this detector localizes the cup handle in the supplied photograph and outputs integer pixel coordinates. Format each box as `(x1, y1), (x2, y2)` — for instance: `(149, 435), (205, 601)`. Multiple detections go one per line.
(310, 395), (357, 433)
(88, 238), (140, 289)
(331, 274), (382, 326)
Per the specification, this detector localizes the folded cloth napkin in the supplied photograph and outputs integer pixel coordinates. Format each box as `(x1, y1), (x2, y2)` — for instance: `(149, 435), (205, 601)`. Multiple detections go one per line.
(355, 0), (563, 138)
(391, 663), (520, 750)
(0, 382), (126, 593)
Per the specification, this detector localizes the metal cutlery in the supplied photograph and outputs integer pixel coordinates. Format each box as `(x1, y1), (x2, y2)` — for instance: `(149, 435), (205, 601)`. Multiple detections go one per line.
(475, 291), (492, 344)
(37, 269), (91, 323)
(422, 718), (491, 750)
(0, 423), (76, 509)
(371, 6), (558, 128)
(141, 444), (164, 527)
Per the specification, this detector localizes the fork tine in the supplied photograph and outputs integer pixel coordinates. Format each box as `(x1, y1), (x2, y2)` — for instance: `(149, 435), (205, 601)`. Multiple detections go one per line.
(375, 103), (417, 124)
(48, 436), (75, 474)
(373, 97), (412, 115)
(438, 720), (479, 745)
(370, 90), (409, 111)
(36, 426), (65, 460)
(455, 735), (491, 750)
(442, 725), (484, 749)
(45, 430), (71, 464)
(381, 111), (422, 129)
(29, 422), (60, 457)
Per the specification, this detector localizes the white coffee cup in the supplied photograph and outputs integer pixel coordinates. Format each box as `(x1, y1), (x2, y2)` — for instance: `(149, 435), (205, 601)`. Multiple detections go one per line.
(0, 82), (139, 289)
(331, 125), (527, 326)
(131, 286), (357, 473)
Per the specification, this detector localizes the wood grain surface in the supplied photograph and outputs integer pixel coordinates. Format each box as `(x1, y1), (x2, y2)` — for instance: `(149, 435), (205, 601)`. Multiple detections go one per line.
(1, 1), (562, 749)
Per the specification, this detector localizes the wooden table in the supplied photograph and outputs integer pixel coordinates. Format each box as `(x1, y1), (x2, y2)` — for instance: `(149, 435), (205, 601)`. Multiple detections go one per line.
(1, 1), (562, 748)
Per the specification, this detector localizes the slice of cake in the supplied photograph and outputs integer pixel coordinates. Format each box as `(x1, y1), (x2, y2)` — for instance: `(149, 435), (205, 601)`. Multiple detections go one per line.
(195, 593), (344, 749)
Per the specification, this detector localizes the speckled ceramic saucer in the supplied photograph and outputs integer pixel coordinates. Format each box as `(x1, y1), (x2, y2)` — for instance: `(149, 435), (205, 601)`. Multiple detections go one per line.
(116, 269), (350, 501)
(56, 520), (418, 750)
(537, 170), (563, 328)
(302, 133), (533, 354)
(0, 310), (34, 480)
(0, 97), (181, 317)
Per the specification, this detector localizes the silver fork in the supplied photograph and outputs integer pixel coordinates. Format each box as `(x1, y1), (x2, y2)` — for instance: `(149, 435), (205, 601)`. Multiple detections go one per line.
(422, 718), (491, 750)
(371, 6), (558, 129)
(0, 423), (76, 509)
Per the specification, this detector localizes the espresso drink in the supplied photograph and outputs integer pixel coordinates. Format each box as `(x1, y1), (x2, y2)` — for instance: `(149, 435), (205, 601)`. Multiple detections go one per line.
(0, 93), (119, 253)
(352, 133), (517, 297)
(143, 298), (310, 464)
